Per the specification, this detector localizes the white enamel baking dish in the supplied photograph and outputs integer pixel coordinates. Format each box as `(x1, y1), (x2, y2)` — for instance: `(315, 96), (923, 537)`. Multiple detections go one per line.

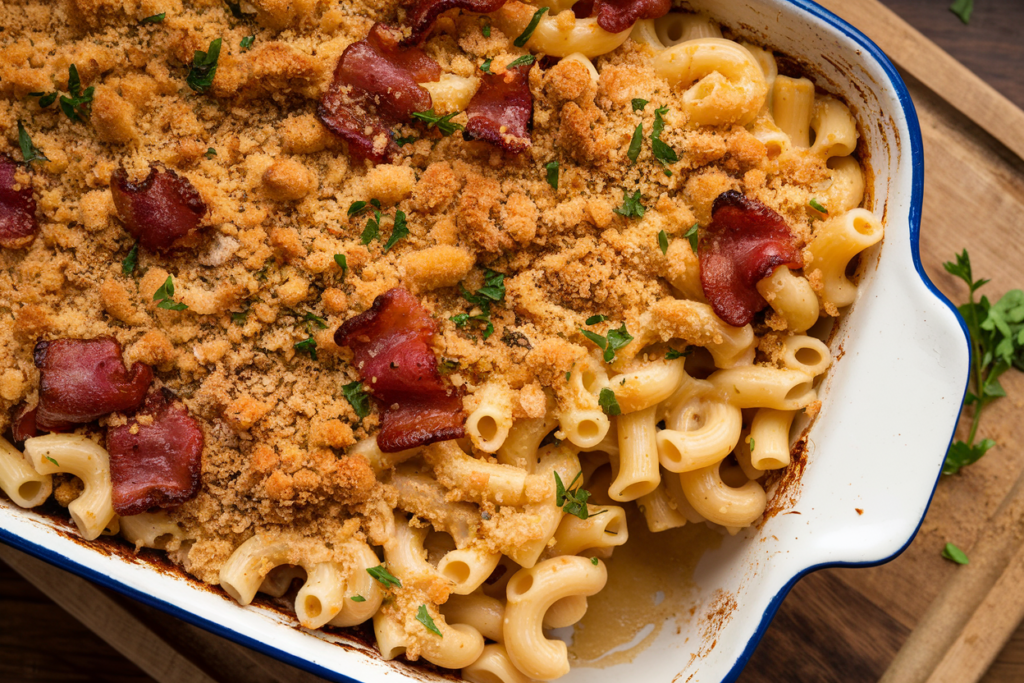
(0, 1), (969, 681)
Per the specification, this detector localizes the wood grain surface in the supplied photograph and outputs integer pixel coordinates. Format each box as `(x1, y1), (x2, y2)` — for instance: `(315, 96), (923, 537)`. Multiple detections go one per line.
(3, 1), (1024, 682)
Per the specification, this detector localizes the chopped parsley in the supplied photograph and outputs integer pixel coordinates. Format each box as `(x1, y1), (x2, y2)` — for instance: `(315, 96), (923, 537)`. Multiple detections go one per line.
(808, 197), (828, 215)
(546, 160), (559, 190)
(294, 336), (318, 360)
(299, 311), (327, 333)
(383, 210), (409, 252)
(579, 323), (633, 363)
(658, 230), (669, 255)
(348, 199), (380, 217)
(334, 253), (348, 276)
(554, 471), (605, 520)
(482, 19), (491, 37)
(44, 455), (59, 467)
(949, 0), (973, 24)
(17, 121), (48, 163)
(942, 250), (1023, 475)
(598, 388), (621, 416)
(360, 207), (382, 245)
(153, 276), (188, 311)
(452, 269), (506, 340)
(591, 556), (599, 565)
(122, 243), (139, 275)
(395, 135), (417, 147)
(506, 54), (535, 69)
(651, 106), (678, 171)
(416, 605), (443, 636)
(28, 91), (57, 108)
(480, 58), (493, 73)
(585, 314), (608, 325)
(205, 147), (217, 158)
(59, 65), (95, 122)
(942, 542), (969, 565)
(627, 123), (643, 164)
(342, 380), (372, 419)
(749, 437), (756, 453)
(665, 348), (691, 360)
(187, 38), (222, 93)
(514, 7), (549, 47)
(141, 12), (166, 24)
(685, 223), (699, 253)
(240, 35), (255, 51)
(614, 190), (646, 219)
(411, 109), (464, 136)
(231, 309), (249, 325)
(366, 564), (402, 589)
(631, 98), (648, 112)
(350, 595), (366, 602)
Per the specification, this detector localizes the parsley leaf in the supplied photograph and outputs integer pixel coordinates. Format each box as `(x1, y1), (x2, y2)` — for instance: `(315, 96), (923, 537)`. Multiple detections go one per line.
(361, 209), (382, 244)
(187, 38), (222, 93)
(506, 54), (535, 69)
(350, 595), (366, 602)
(749, 437), (756, 453)
(598, 388), (621, 416)
(348, 200), (372, 217)
(17, 121), (48, 163)
(942, 542), (970, 565)
(554, 471), (605, 520)
(651, 106), (678, 169)
(416, 605), (443, 636)
(294, 336), (318, 360)
(412, 109), (464, 136)
(231, 309), (249, 325)
(384, 210), (409, 252)
(808, 197), (828, 215)
(685, 223), (699, 253)
(949, 0), (973, 24)
(366, 565), (402, 589)
(658, 230), (669, 255)
(627, 123), (643, 164)
(585, 314), (608, 325)
(546, 160), (559, 190)
(631, 98), (648, 112)
(59, 65), (95, 122)
(453, 270), (505, 340)
(240, 35), (255, 51)
(29, 91), (58, 108)
(342, 380), (372, 419)
(122, 243), (139, 276)
(480, 58), (493, 73)
(153, 276), (188, 311)
(514, 7), (549, 47)
(614, 190), (646, 219)
(943, 439), (996, 476)
(665, 348), (690, 360)
(205, 147), (217, 158)
(334, 253), (348, 276)
(591, 556), (599, 565)
(482, 19), (491, 37)
(299, 311), (327, 333)
(578, 323), (633, 363)
(141, 12), (166, 24)
(395, 135), (417, 146)
(44, 455), (59, 466)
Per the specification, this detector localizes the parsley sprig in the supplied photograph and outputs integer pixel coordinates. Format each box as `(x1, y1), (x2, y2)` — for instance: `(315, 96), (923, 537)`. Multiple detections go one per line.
(383, 210), (409, 252)
(31, 65), (95, 122)
(614, 189), (646, 219)
(153, 276), (188, 311)
(452, 269), (506, 340)
(412, 109), (464, 136)
(554, 471), (605, 520)
(187, 38), (222, 93)
(579, 321), (633, 363)
(942, 250), (1023, 475)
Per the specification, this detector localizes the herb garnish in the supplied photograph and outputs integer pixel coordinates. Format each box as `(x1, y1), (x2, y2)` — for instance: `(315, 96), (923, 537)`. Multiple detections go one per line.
(153, 276), (188, 311)
(598, 387), (621, 416)
(395, 135), (417, 146)
(351, 595), (367, 602)
(334, 254), (348, 276)
(348, 198), (380, 217)
(59, 65), (95, 122)
(240, 35), (255, 51)
(949, 0), (973, 25)
(343, 381), (372, 419)
(122, 243), (139, 275)
(17, 121), (48, 163)
(665, 348), (690, 360)
(383, 210), (409, 252)
(554, 471), (605, 520)
(141, 13), (166, 24)
(579, 323), (633, 363)
(631, 98), (648, 112)
(452, 269), (506, 340)
(614, 189), (646, 219)
(294, 336), (318, 360)
(299, 311), (327, 334)
(546, 160), (559, 190)
(514, 7), (549, 47)
(808, 197), (828, 215)
(658, 230), (669, 255)
(366, 565), (402, 589)
(361, 207), (382, 245)
(480, 58), (493, 73)
(44, 455), (59, 467)
(231, 310), (249, 325)
(482, 19), (491, 37)
(416, 605), (443, 636)
(627, 123), (643, 164)
(28, 91), (58, 108)
(942, 542), (970, 565)
(585, 314), (608, 325)
(651, 106), (678, 172)
(205, 147), (217, 158)
(591, 556), (599, 565)
(749, 437), (756, 453)
(684, 223), (699, 253)
(187, 38), (222, 93)
(411, 109), (464, 136)
(506, 54), (535, 69)
(942, 250), (1024, 475)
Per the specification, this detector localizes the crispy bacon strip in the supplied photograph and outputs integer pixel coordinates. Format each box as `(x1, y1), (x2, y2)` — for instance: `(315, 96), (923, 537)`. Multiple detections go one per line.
(572, 0), (671, 33)
(11, 405), (38, 443)
(699, 190), (804, 327)
(335, 288), (465, 452)
(107, 389), (204, 516)
(318, 24), (441, 164)
(464, 63), (533, 153)
(34, 337), (153, 432)
(403, 0), (508, 45)
(0, 153), (39, 250)
(110, 166), (208, 253)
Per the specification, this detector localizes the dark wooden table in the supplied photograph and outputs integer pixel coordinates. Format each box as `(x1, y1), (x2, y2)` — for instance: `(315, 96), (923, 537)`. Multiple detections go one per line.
(3, 1), (1023, 682)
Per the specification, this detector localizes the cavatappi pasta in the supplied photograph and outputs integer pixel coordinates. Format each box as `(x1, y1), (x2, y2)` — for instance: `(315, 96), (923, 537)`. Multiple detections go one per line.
(0, 1), (884, 680)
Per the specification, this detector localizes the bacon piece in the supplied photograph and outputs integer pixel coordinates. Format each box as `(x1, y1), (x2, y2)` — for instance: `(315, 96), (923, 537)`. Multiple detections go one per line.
(403, 0), (507, 45)
(0, 153), (39, 250)
(106, 389), (204, 516)
(699, 191), (804, 327)
(335, 288), (465, 452)
(110, 166), (207, 253)
(318, 24), (441, 164)
(34, 337), (153, 432)
(573, 0), (670, 33)
(11, 405), (39, 443)
(464, 63), (533, 153)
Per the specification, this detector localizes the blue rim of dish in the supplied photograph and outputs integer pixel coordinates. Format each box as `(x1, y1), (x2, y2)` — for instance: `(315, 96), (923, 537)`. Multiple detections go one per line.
(720, 0), (972, 681)
(0, 3), (972, 683)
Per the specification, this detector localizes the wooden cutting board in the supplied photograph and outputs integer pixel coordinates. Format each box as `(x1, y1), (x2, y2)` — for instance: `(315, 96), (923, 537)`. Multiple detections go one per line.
(3, 1), (1024, 682)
